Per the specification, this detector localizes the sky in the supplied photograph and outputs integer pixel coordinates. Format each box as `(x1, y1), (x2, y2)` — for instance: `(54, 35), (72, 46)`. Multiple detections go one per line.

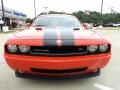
(0, 0), (120, 18)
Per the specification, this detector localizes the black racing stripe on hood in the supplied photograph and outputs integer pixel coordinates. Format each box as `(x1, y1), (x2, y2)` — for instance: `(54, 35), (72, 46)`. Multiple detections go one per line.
(44, 29), (57, 46)
(60, 29), (74, 46)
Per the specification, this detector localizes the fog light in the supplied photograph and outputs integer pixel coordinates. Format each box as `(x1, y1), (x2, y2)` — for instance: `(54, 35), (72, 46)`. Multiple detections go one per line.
(93, 69), (98, 73)
(18, 70), (24, 74)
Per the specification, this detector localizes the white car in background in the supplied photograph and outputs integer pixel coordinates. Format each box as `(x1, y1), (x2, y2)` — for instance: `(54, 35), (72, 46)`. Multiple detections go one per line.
(114, 22), (120, 27)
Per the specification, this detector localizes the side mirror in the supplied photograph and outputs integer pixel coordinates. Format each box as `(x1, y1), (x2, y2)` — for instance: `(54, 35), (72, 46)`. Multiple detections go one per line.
(74, 28), (80, 31)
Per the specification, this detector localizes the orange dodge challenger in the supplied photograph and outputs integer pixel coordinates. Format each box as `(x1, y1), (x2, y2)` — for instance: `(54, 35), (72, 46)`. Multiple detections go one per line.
(4, 14), (111, 77)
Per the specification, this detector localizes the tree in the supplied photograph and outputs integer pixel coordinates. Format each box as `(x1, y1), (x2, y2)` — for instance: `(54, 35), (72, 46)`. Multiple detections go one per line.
(72, 11), (101, 24)
(26, 18), (33, 23)
(48, 11), (66, 14)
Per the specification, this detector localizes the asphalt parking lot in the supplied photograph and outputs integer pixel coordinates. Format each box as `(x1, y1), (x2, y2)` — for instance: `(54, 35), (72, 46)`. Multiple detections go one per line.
(0, 29), (120, 90)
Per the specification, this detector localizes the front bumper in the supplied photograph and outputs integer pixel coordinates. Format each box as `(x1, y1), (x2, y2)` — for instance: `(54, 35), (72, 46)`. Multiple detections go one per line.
(4, 52), (111, 75)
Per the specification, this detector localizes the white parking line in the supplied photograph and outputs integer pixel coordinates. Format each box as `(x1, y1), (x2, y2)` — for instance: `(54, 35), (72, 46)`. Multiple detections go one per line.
(94, 83), (113, 90)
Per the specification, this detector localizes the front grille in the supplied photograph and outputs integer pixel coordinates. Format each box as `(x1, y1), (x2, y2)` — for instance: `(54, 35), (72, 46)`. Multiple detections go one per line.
(30, 46), (87, 56)
(30, 67), (88, 74)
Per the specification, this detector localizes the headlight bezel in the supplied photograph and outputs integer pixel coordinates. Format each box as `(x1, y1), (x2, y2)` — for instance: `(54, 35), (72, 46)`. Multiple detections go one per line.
(5, 44), (30, 54)
(87, 44), (110, 54)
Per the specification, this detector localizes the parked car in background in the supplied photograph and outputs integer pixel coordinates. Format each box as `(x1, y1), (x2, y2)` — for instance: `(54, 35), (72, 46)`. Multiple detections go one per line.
(115, 22), (120, 27)
(4, 14), (111, 78)
(103, 22), (120, 27)
(103, 23), (114, 27)
(93, 23), (100, 27)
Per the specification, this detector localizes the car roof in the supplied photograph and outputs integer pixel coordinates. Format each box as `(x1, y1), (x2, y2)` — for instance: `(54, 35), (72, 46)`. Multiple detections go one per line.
(37, 14), (76, 18)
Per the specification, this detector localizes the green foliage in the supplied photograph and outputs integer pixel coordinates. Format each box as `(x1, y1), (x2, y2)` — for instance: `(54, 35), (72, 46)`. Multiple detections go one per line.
(72, 11), (120, 24)
(26, 18), (33, 23)
(72, 11), (100, 24)
(48, 11), (66, 14)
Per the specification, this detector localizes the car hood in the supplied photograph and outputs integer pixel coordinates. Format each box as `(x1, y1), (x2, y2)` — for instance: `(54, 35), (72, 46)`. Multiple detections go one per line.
(14, 27), (102, 39)
(8, 27), (108, 46)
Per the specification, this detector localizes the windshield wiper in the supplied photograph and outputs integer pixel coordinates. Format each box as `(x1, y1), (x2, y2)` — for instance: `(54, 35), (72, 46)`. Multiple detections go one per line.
(35, 25), (48, 26)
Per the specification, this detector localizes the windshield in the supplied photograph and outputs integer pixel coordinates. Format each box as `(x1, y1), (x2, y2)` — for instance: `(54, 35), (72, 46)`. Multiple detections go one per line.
(32, 15), (81, 27)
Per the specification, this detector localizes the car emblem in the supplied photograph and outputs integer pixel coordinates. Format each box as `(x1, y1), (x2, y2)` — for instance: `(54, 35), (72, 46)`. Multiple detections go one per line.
(78, 48), (84, 51)
(57, 40), (62, 46)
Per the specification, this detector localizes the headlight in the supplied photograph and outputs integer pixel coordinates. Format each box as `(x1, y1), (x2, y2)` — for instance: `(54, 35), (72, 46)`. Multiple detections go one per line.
(99, 44), (108, 52)
(87, 45), (98, 53)
(7, 45), (17, 52)
(18, 45), (29, 53)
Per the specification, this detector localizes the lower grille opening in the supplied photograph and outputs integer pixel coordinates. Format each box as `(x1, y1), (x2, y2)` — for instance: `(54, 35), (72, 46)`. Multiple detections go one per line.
(30, 67), (88, 74)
